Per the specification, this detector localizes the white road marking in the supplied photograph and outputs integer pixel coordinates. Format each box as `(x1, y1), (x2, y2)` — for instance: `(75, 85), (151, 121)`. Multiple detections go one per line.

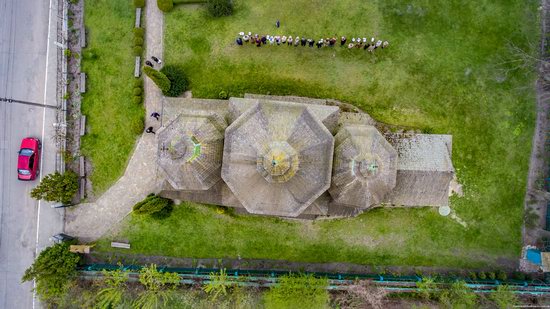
(32, 0), (54, 307)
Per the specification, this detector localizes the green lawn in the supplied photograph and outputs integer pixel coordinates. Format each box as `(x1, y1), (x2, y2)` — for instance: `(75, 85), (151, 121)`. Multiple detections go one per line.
(99, 0), (539, 268)
(81, 0), (144, 194)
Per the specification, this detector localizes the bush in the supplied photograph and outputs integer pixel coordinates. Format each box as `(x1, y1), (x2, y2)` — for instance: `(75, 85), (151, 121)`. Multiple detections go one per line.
(487, 272), (496, 280)
(468, 272), (477, 280)
(206, 0), (233, 17)
(160, 64), (188, 97)
(478, 272), (486, 280)
(30, 171), (79, 204)
(133, 46), (143, 56)
(143, 66), (171, 93)
(264, 274), (329, 309)
(133, 193), (174, 219)
(496, 271), (507, 281)
(134, 37), (144, 47)
(134, 78), (143, 88)
(512, 271), (526, 281)
(134, 0), (145, 8)
(82, 49), (98, 60)
(133, 87), (143, 96)
(133, 27), (145, 37)
(157, 0), (173, 12)
(133, 96), (143, 104)
(22, 242), (80, 303)
(218, 90), (228, 99)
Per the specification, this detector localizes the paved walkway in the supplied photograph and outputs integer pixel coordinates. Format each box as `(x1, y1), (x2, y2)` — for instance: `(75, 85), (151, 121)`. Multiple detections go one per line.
(65, 0), (164, 241)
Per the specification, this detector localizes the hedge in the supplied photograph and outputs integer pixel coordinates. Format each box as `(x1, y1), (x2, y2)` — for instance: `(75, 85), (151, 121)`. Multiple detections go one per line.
(207, 0), (233, 17)
(143, 66), (171, 93)
(133, 46), (143, 56)
(157, 0), (173, 12)
(134, 37), (144, 47)
(160, 64), (188, 97)
(133, 96), (142, 104)
(133, 27), (145, 38)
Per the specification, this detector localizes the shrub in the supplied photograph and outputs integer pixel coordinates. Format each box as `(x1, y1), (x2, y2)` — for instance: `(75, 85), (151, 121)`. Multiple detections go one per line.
(134, 0), (145, 8)
(264, 274), (329, 309)
(22, 242), (80, 303)
(82, 49), (98, 60)
(468, 272), (477, 280)
(133, 46), (143, 56)
(30, 171), (79, 204)
(133, 87), (143, 96)
(133, 193), (174, 219)
(143, 66), (171, 93)
(133, 96), (143, 104)
(512, 271), (526, 281)
(134, 78), (143, 88)
(487, 272), (496, 280)
(496, 271), (507, 281)
(133, 27), (145, 37)
(134, 37), (144, 47)
(218, 90), (228, 99)
(157, 0), (173, 12)
(477, 272), (486, 280)
(206, 0), (233, 17)
(160, 64), (188, 97)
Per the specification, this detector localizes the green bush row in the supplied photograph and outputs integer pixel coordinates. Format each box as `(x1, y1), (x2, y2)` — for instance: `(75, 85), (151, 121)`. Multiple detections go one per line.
(133, 193), (174, 219)
(160, 64), (188, 97)
(157, 0), (173, 12)
(143, 66), (171, 93)
(207, 0), (233, 17)
(134, 78), (143, 104)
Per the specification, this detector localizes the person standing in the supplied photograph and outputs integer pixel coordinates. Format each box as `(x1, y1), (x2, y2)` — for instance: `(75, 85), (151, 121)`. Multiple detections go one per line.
(236, 37), (243, 45)
(151, 56), (162, 64)
(276, 20), (280, 28)
(261, 35), (267, 44)
(301, 37), (307, 46)
(382, 41), (389, 48)
(329, 37), (336, 46)
(288, 36), (293, 46)
(340, 36), (347, 46)
(294, 36), (300, 46)
(307, 38), (314, 47)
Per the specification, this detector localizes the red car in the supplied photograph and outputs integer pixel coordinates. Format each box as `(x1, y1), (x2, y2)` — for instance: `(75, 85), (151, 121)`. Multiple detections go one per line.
(17, 137), (41, 181)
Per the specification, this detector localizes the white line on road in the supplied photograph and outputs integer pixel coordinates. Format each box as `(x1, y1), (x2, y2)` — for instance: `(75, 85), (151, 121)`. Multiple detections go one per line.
(33, 0), (54, 307)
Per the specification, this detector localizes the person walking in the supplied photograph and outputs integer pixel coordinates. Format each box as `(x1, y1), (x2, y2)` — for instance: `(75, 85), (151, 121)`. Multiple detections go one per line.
(145, 60), (153, 67)
(276, 20), (280, 28)
(152, 56), (162, 64)
(340, 36), (347, 46)
(150, 112), (160, 120)
(145, 127), (155, 134)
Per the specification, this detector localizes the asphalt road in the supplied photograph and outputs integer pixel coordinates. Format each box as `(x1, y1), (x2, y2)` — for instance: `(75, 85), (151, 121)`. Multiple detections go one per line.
(0, 0), (63, 308)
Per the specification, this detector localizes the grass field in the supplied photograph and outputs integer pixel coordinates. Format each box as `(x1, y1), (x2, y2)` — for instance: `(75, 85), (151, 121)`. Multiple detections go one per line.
(99, 0), (540, 268)
(81, 0), (144, 194)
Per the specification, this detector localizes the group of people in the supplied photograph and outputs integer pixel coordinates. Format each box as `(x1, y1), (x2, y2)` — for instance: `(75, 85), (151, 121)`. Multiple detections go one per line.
(235, 32), (389, 52)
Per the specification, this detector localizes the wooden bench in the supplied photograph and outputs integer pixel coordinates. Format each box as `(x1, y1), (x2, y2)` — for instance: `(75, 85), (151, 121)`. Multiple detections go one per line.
(79, 156), (85, 177)
(79, 178), (86, 199)
(111, 242), (131, 249)
(135, 8), (141, 28)
(79, 73), (86, 93)
(79, 115), (86, 136)
(80, 26), (86, 48)
(134, 57), (141, 77)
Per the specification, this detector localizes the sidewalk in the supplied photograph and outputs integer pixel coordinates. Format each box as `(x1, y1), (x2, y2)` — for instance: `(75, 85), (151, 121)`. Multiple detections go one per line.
(64, 0), (164, 242)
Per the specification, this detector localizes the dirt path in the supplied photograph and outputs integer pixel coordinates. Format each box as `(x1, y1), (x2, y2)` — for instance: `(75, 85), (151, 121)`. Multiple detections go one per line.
(522, 0), (550, 254)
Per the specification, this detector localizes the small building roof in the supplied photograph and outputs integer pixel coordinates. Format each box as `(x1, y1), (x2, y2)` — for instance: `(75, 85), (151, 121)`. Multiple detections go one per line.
(157, 112), (226, 191)
(388, 134), (453, 172)
(329, 125), (398, 209)
(221, 101), (334, 217)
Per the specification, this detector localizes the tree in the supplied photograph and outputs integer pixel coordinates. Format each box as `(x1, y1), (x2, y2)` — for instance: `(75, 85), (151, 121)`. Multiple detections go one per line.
(134, 264), (180, 309)
(438, 281), (477, 308)
(30, 171), (79, 204)
(132, 193), (174, 219)
(204, 268), (233, 300)
(157, 0), (173, 12)
(206, 0), (233, 17)
(160, 64), (188, 97)
(22, 242), (80, 303)
(415, 277), (436, 300)
(143, 66), (171, 94)
(95, 268), (129, 309)
(490, 285), (519, 309)
(264, 273), (329, 309)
